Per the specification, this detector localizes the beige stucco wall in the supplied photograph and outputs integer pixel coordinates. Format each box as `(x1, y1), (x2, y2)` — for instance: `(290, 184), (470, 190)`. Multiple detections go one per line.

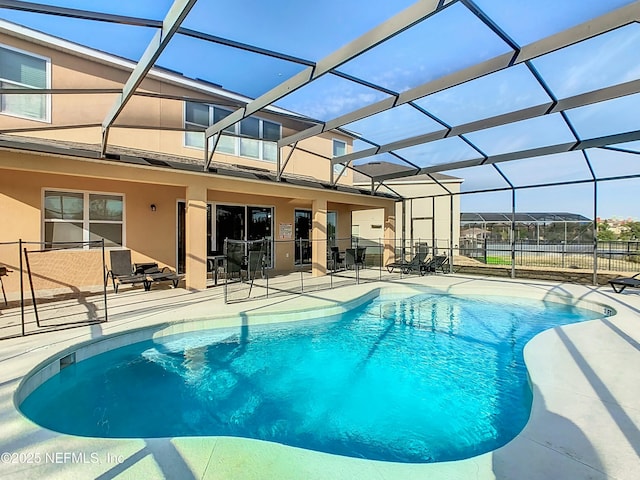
(0, 33), (353, 185)
(0, 148), (393, 292)
(280, 134), (353, 184)
(352, 180), (461, 255)
(0, 167), (183, 294)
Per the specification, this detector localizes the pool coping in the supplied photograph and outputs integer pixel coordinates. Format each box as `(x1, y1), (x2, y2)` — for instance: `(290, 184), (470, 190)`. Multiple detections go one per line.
(1, 274), (639, 479)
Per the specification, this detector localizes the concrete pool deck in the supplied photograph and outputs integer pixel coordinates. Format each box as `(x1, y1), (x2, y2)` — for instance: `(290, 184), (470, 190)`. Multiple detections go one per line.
(0, 273), (639, 479)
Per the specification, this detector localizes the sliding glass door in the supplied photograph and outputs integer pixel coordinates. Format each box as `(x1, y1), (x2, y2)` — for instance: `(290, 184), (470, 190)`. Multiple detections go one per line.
(177, 202), (213, 274)
(215, 205), (245, 253)
(295, 209), (312, 266)
(247, 207), (272, 242)
(216, 204), (273, 267)
(177, 202), (274, 272)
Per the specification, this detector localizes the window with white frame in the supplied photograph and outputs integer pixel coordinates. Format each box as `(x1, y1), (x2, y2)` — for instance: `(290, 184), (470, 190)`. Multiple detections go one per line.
(43, 190), (124, 248)
(332, 139), (347, 175)
(0, 44), (50, 121)
(184, 102), (280, 162)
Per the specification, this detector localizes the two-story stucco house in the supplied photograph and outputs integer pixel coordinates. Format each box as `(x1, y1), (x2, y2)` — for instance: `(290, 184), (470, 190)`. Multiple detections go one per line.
(0, 19), (396, 294)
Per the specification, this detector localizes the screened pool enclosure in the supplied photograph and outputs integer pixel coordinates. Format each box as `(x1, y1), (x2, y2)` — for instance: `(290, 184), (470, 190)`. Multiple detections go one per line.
(1, 0), (640, 283)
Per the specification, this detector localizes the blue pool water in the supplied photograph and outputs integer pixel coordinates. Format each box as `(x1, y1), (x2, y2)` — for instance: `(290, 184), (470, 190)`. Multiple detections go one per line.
(20, 293), (604, 463)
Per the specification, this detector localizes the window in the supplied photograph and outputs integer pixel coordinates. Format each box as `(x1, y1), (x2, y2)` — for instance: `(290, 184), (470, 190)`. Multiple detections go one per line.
(332, 139), (347, 175)
(352, 224), (360, 239)
(184, 102), (281, 162)
(44, 190), (123, 248)
(0, 44), (50, 121)
(240, 117), (260, 159)
(327, 211), (337, 247)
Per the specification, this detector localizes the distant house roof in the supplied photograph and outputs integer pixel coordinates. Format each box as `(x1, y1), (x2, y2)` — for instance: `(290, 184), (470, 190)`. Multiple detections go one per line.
(461, 212), (593, 223)
(352, 161), (462, 184)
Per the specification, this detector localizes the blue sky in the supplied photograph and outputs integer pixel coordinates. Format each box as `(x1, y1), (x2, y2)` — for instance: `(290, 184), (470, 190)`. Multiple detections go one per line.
(1, 0), (639, 220)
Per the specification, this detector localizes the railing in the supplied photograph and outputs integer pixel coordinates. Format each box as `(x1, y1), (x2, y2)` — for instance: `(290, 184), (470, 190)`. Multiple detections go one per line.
(220, 237), (456, 304)
(0, 239), (108, 340)
(458, 239), (640, 272)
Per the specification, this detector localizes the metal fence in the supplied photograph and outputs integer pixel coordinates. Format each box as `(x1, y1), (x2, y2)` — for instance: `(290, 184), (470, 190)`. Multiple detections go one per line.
(0, 239), (108, 340)
(220, 237), (444, 303)
(458, 238), (640, 272)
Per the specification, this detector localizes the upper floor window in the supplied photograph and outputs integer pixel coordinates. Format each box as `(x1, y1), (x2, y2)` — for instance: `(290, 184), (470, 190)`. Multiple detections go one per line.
(184, 102), (280, 162)
(43, 190), (124, 248)
(0, 44), (50, 122)
(332, 139), (347, 175)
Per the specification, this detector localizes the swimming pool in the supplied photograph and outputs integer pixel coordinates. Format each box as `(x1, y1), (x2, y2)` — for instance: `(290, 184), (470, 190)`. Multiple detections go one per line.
(20, 292), (604, 463)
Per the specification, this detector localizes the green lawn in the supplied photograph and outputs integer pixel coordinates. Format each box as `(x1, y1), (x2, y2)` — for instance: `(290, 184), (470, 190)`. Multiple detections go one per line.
(485, 256), (512, 265)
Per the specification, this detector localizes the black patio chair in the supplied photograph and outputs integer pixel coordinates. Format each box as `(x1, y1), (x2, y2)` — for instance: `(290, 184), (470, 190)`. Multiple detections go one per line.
(355, 247), (366, 269)
(328, 246), (343, 271)
(136, 263), (183, 290)
(386, 245), (429, 274)
(609, 273), (640, 293)
(422, 255), (449, 275)
(244, 249), (265, 281)
(106, 250), (146, 293)
(225, 241), (245, 281)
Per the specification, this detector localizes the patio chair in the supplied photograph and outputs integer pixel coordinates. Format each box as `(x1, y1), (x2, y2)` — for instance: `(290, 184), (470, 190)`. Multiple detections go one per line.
(609, 273), (640, 293)
(244, 250), (265, 281)
(344, 248), (358, 270)
(328, 246), (343, 271)
(106, 250), (147, 293)
(356, 247), (366, 269)
(135, 263), (183, 290)
(422, 255), (449, 275)
(344, 247), (366, 270)
(386, 246), (429, 274)
(225, 241), (245, 281)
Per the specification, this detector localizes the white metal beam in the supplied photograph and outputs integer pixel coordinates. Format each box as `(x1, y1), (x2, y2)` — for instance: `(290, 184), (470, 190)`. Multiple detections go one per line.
(204, 0), (446, 140)
(280, 1), (640, 149)
(375, 129), (640, 181)
(332, 77), (640, 165)
(100, 0), (197, 155)
(0, 0), (160, 26)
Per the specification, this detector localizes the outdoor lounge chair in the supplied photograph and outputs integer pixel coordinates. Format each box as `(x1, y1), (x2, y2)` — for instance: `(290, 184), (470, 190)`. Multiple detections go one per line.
(136, 263), (183, 290)
(386, 246), (429, 274)
(107, 250), (182, 293)
(106, 250), (147, 293)
(422, 255), (449, 275)
(609, 273), (640, 293)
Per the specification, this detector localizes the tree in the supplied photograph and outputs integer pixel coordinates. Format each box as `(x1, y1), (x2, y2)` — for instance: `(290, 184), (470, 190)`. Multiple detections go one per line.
(619, 221), (640, 241)
(597, 221), (617, 241)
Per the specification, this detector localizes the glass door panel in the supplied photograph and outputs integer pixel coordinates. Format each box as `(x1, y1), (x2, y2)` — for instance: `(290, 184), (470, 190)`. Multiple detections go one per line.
(248, 206), (273, 267)
(295, 209), (312, 266)
(177, 202), (185, 274)
(327, 211), (337, 247)
(216, 205), (245, 253)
